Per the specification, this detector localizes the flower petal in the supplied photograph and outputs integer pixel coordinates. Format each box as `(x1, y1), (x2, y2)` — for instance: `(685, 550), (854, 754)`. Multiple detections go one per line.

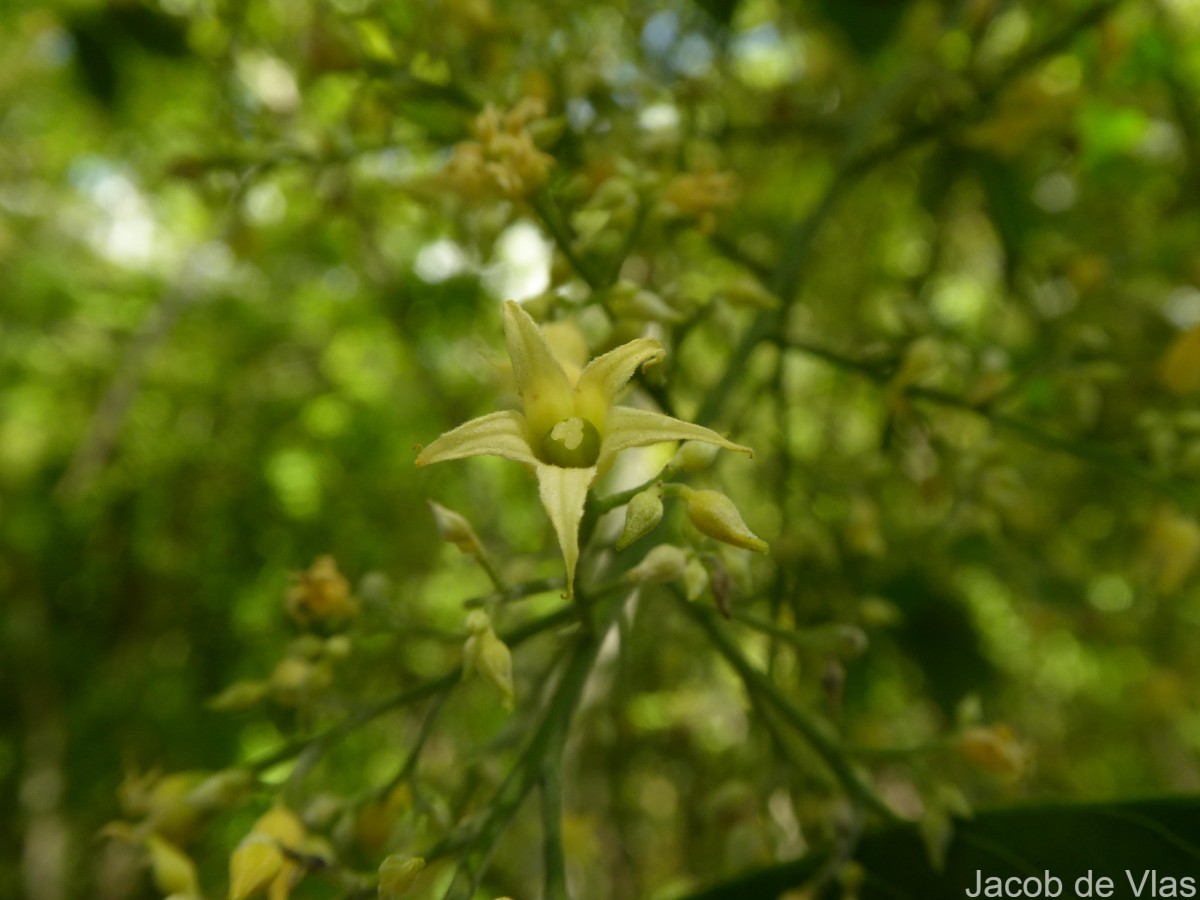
(504, 300), (575, 439)
(574, 337), (665, 428)
(598, 406), (753, 468)
(535, 463), (597, 598)
(416, 410), (539, 467)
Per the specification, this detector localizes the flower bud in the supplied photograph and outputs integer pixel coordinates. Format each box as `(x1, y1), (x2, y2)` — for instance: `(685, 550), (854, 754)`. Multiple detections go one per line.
(286, 556), (359, 629)
(187, 769), (253, 812)
(891, 335), (941, 390)
(229, 835), (283, 900)
(608, 283), (685, 323)
(428, 501), (484, 557)
(324, 634), (352, 659)
(1143, 507), (1200, 594)
(465, 609), (491, 636)
(626, 544), (690, 584)
(207, 680), (269, 712)
(682, 489), (768, 554)
(379, 855), (426, 897)
(957, 724), (1030, 779)
(667, 441), (720, 474)
(464, 625), (514, 711)
(1160, 323), (1200, 395)
(719, 274), (779, 311)
(683, 556), (709, 600)
(145, 834), (199, 896)
(616, 488), (663, 550)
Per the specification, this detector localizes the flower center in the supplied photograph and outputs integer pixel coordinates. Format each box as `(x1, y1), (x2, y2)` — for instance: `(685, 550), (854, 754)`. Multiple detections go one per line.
(539, 416), (601, 468)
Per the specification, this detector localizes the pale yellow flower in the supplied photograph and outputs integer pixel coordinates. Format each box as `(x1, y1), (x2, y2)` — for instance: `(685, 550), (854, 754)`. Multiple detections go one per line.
(417, 301), (752, 595)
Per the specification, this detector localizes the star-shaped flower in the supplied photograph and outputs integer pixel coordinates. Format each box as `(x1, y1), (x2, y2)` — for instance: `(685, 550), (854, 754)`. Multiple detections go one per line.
(417, 301), (752, 596)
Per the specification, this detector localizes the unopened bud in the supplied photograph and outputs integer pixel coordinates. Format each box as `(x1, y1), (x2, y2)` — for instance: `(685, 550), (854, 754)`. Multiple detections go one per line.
(1143, 507), (1200, 594)
(683, 557), (709, 600)
(286, 555), (358, 629)
(616, 488), (663, 550)
(145, 834), (199, 896)
(668, 441), (720, 474)
(957, 724), (1030, 778)
(891, 336), (940, 390)
(228, 836), (283, 900)
(428, 501), (484, 557)
(187, 769), (253, 812)
(682, 489), (768, 554)
(607, 281), (685, 323)
(626, 544), (690, 584)
(207, 680), (269, 712)
(464, 627), (514, 711)
(465, 609), (491, 635)
(719, 274), (780, 311)
(1160, 323), (1200, 395)
(379, 855), (426, 897)
(324, 634), (352, 659)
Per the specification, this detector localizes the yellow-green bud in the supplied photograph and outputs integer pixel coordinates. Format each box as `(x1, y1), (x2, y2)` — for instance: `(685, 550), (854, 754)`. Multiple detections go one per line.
(539, 416), (602, 468)
(626, 544), (691, 584)
(324, 634), (352, 659)
(378, 855), (426, 897)
(428, 501), (484, 556)
(465, 609), (491, 635)
(186, 769), (253, 812)
(608, 284), (685, 323)
(145, 835), (199, 897)
(668, 441), (720, 474)
(682, 489), (768, 554)
(857, 596), (902, 628)
(616, 488), (664, 550)
(719, 274), (780, 311)
(228, 835), (283, 900)
(463, 624), (514, 711)
(683, 557), (709, 600)
(891, 335), (940, 390)
(207, 679), (269, 712)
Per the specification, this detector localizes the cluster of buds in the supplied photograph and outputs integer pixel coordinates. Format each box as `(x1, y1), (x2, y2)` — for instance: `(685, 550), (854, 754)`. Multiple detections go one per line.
(102, 768), (254, 899)
(285, 556), (359, 630)
(442, 99), (554, 200)
(661, 160), (739, 234)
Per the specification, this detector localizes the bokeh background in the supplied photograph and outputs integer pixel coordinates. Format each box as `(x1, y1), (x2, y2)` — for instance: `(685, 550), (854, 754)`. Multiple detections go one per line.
(3, 0), (1200, 897)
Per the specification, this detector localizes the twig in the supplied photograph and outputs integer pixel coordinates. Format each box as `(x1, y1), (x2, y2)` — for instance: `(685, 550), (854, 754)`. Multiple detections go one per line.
(673, 592), (899, 824)
(774, 335), (1192, 499)
(540, 765), (569, 900)
(529, 189), (603, 291)
(432, 632), (601, 898)
(256, 603), (576, 780)
(55, 166), (262, 500)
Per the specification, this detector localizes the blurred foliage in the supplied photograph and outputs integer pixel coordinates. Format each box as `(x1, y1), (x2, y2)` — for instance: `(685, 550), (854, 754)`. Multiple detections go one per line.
(3, 0), (1200, 897)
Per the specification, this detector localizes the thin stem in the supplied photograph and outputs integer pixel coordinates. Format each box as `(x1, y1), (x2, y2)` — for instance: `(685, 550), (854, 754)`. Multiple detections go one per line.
(673, 592), (899, 824)
(433, 633), (602, 898)
(773, 335), (1192, 499)
(530, 189), (603, 291)
(260, 604), (577, 783)
(595, 475), (663, 515)
(475, 548), (508, 595)
(540, 766), (569, 900)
